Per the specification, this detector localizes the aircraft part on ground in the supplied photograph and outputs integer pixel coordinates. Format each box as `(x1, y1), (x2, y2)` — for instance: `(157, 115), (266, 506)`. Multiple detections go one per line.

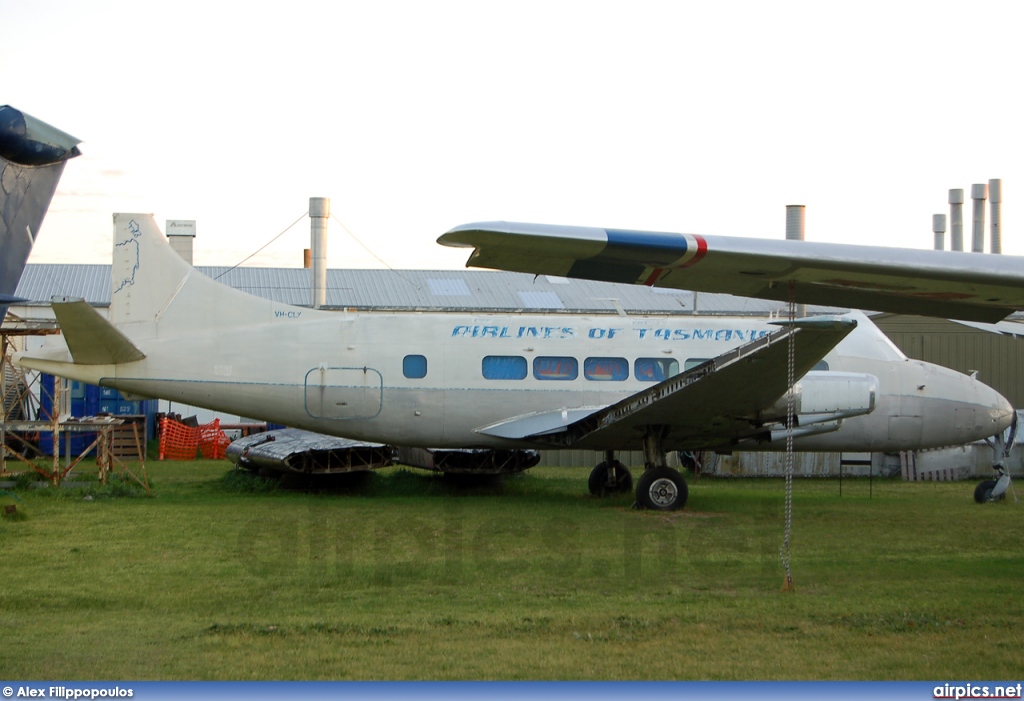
(396, 446), (541, 474)
(226, 428), (393, 474)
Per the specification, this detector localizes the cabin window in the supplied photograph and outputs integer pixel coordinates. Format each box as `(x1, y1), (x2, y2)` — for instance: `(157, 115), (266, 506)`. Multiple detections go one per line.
(403, 354), (428, 379)
(634, 357), (680, 382)
(584, 357), (628, 381)
(684, 358), (711, 371)
(533, 356), (578, 381)
(812, 360), (829, 371)
(482, 355), (528, 380)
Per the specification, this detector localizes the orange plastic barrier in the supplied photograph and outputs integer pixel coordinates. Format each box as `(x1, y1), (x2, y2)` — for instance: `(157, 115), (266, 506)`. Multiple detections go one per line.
(159, 417), (231, 460)
(199, 419), (232, 460)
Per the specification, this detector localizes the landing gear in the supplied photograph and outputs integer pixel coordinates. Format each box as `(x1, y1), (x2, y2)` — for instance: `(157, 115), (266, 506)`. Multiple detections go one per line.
(976, 414), (1016, 504)
(636, 466), (688, 510)
(973, 479), (1000, 504)
(588, 452), (632, 496)
(974, 463), (1011, 504)
(634, 426), (688, 511)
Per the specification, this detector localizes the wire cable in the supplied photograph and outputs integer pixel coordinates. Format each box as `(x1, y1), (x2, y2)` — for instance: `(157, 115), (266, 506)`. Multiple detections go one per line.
(213, 212), (309, 280)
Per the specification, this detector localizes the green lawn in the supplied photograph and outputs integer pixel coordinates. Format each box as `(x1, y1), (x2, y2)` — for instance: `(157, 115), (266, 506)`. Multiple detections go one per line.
(1, 462), (1021, 680)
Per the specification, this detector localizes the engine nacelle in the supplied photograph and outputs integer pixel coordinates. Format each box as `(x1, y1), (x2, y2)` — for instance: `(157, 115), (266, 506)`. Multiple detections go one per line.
(760, 371), (878, 426)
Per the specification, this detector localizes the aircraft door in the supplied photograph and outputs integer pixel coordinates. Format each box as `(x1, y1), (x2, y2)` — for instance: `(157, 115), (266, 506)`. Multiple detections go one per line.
(304, 365), (383, 420)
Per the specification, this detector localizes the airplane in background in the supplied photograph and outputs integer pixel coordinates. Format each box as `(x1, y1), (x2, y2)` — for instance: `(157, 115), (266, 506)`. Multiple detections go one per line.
(0, 105), (81, 315)
(437, 221), (1024, 323)
(439, 221), (1024, 502)
(14, 214), (1014, 510)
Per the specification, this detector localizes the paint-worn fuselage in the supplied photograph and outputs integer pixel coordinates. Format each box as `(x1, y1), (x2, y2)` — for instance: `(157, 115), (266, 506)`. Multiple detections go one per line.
(26, 306), (1012, 454)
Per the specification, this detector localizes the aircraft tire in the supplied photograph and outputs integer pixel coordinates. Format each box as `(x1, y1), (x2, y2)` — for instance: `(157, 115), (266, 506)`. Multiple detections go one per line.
(589, 461), (634, 496)
(588, 462), (611, 496)
(974, 479), (998, 503)
(636, 467), (688, 511)
(613, 463), (633, 493)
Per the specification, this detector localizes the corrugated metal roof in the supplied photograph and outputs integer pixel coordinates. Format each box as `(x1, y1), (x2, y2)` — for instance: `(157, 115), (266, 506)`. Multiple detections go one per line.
(15, 263), (843, 316)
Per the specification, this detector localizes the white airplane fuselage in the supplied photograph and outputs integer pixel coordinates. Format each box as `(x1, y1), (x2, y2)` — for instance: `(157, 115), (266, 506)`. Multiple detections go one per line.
(23, 304), (1012, 453)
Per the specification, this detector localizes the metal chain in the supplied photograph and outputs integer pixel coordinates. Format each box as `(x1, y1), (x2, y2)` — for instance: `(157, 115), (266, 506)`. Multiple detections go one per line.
(780, 280), (796, 591)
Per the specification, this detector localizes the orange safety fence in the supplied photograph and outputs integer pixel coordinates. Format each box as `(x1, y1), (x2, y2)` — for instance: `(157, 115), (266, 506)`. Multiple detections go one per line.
(159, 417), (231, 460)
(199, 419), (232, 459)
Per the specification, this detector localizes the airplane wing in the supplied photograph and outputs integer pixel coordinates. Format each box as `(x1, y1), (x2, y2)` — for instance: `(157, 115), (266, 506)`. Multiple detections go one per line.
(476, 316), (863, 451)
(438, 221), (1024, 323)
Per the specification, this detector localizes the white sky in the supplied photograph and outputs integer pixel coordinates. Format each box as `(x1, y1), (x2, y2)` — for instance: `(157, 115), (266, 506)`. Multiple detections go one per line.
(4, 0), (1024, 269)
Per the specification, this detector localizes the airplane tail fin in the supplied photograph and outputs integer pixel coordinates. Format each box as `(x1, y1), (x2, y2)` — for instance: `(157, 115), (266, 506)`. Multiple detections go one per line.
(110, 213), (291, 333)
(0, 106), (81, 312)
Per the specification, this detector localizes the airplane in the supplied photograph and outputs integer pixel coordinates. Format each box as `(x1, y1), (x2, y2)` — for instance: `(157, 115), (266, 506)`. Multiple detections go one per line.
(437, 221), (1024, 323)
(438, 220), (1024, 502)
(0, 105), (81, 315)
(13, 213), (1014, 510)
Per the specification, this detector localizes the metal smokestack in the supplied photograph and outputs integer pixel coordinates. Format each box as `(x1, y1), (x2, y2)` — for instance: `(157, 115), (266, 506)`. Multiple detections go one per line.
(785, 205), (805, 241)
(949, 189), (964, 251)
(989, 178), (1002, 254)
(785, 205), (806, 317)
(310, 197), (330, 309)
(932, 214), (946, 251)
(971, 183), (987, 253)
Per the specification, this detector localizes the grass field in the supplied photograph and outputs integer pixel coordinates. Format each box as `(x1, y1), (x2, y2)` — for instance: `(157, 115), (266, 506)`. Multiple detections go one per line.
(1, 460), (1021, 680)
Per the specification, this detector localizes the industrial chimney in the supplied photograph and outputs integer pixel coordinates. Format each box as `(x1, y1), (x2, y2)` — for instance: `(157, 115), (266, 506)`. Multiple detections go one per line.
(785, 205), (805, 241)
(932, 214), (946, 251)
(949, 189), (964, 251)
(989, 179), (1002, 254)
(971, 183), (987, 253)
(166, 220), (196, 265)
(309, 198), (329, 309)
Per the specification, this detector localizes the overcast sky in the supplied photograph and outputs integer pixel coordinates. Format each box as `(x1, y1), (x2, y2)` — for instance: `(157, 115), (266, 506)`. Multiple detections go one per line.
(5, 0), (1024, 269)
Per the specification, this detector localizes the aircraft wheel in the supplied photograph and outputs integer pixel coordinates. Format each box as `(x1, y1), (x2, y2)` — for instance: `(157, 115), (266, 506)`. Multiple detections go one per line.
(974, 479), (998, 503)
(636, 466), (688, 511)
(589, 461), (634, 496)
(612, 463), (633, 493)
(588, 462), (611, 496)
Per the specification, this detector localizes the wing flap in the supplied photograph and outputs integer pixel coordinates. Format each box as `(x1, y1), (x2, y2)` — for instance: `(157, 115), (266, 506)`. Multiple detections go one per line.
(527, 316), (858, 451)
(439, 222), (1024, 322)
(475, 406), (605, 440)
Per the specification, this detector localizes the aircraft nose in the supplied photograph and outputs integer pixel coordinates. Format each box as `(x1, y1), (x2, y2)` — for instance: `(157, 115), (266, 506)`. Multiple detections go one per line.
(990, 387), (1016, 435)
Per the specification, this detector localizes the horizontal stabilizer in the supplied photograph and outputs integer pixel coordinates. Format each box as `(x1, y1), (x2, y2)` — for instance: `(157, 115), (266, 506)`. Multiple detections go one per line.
(51, 297), (145, 365)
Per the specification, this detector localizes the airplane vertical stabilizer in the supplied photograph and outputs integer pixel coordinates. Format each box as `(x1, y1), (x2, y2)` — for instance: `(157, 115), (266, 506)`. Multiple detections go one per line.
(110, 214), (196, 327)
(0, 106), (81, 312)
(109, 213), (309, 336)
